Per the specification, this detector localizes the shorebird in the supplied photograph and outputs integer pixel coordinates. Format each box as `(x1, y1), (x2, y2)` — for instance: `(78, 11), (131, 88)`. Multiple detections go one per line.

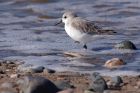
(56, 11), (116, 49)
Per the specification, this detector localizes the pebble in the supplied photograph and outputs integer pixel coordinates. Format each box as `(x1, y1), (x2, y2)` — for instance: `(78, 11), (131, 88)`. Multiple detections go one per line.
(111, 76), (123, 87)
(1, 82), (14, 88)
(84, 89), (96, 93)
(103, 90), (112, 93)
(29, 66), (45, 73)
(114, 40), (137, 50)
(43, 68), (56, 74)
(134, 86), (139, 89)
(107, 76), (123, 89)
(10, 74), (19, 78)
(18, 64), (45, 73)
(137, 81), (140, 87)
(1, 91), (16, 93)
(90, 72), (108, 93)
(17, 76), (60, 93)
(57, 88), (74, 93)
(5, 61), (15, 64)
(134, 81), (140, 89)
(0, 70), (5, 74)
(17, 64), (33, 72)
(104, 58), (125, 68)
(55, 80), (73, 90)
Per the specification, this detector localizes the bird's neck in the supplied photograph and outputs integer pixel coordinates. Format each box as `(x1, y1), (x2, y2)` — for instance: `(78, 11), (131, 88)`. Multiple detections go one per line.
(65, 18), (74, 25)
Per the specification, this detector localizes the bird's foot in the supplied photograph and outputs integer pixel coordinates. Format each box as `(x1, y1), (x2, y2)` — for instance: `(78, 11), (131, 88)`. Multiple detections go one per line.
(83, 44), (87, 49)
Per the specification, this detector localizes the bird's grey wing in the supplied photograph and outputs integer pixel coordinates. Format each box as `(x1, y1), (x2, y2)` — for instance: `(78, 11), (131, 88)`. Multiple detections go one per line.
(72, 18), (116, 35)
(71, 18), (100, 34)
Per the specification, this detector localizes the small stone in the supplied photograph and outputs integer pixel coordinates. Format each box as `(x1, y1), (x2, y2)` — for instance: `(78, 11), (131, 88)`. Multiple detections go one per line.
(1, 91), (16, 93)
(10, 74), (19, 78)
(0, 70), (5, 74)
(6, 69), (10, 72)
(134, 86), (139, 89)
(111, 76), (123, 87)
(84, 89), (96, 93)
(137, 81), (140, 87)
(17, 64), (33, 72)
(1, 82), (14, 88)
(104, 58), (125, 68)
(5, 61), (15, 64)
(107, 81), (113, 87)
(17, 76), (60, 93)
(55, 80), (73, 90)
(114, 40), (137, 50)
(30, 66), (45, 73)
(137, 75), (140, 78)
(103, 90), (111, 93)
(43, 68), (56, 74)
(57, 88), (74, 93)
(107, 76), (123, 89)
(90, 72), (108, 93)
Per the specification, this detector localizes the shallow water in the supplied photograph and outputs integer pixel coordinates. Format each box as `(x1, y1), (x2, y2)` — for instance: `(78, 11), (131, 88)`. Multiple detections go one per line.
(0, 0), (140, 76)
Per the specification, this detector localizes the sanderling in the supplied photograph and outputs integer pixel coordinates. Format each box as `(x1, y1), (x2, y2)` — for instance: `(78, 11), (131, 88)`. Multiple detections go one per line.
(56, 11), (116, 49)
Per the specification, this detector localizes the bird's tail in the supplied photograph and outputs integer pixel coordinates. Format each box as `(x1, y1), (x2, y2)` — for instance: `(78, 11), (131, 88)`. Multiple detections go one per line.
(98, 29), (117, 35)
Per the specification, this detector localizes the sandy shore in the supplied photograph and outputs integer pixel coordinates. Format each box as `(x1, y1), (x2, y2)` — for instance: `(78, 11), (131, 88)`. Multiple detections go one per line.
(0, 60), (139, 93)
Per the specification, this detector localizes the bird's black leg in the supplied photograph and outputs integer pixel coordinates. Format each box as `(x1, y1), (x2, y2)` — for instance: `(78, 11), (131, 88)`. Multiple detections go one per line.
(83, 44), (87, 49)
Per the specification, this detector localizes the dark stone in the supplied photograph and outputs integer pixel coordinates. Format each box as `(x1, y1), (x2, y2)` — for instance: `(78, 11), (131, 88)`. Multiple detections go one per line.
(31, 66), (45, 73)
(0, 70), (5, 74)
(114, 40), (137, 50)
(44, 68), (56, 74)
(137, 75), (140, 78)
(90, 72), (108, 93)
(18, 76), (60, 93)
(111, 76), (123, 87)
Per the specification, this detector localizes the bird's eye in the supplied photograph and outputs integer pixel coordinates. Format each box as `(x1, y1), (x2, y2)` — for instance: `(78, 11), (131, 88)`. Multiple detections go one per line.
(64, 16), (67, 19)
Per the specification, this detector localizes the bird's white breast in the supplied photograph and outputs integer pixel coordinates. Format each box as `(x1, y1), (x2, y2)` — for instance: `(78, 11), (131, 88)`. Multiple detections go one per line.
(65, 24), (83, 42)
(64, 24), (93, 44)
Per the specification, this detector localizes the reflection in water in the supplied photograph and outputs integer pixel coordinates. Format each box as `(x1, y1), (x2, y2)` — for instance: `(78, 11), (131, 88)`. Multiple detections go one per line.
(0, 0), (139, 76)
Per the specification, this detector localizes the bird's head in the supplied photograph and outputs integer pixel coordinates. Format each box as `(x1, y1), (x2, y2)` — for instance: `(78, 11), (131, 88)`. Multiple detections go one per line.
(62, 11), (77, 24)
(55, 11), (77, 25)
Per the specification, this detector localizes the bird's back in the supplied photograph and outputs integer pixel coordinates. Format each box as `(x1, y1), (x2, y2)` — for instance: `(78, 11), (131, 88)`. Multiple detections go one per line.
(71, 17), (116, 35)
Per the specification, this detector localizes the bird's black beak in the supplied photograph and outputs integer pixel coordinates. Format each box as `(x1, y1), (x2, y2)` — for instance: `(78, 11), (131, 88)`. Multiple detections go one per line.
(55, 20), (62, 26)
